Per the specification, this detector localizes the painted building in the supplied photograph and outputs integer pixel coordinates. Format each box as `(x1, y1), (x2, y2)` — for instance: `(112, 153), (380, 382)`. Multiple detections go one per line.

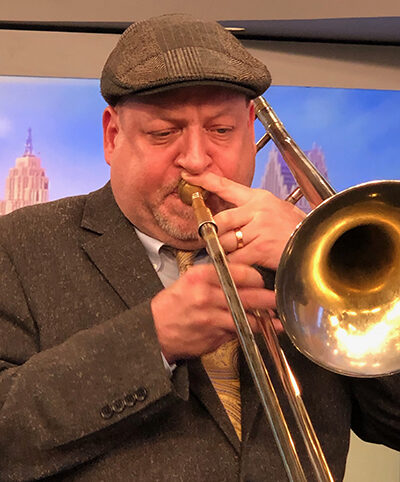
(0, 129), (49, 215)
(260, 143), (329, 213)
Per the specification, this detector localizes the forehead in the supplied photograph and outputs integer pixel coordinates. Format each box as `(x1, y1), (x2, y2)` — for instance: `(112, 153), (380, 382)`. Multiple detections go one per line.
(118, 86), (249, 116)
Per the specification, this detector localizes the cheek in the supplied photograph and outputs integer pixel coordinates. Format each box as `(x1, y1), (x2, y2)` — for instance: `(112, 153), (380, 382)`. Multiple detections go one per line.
(110, 148), (174, 206)
(110, 140), (148, 188)
(108, 144), (148, 211)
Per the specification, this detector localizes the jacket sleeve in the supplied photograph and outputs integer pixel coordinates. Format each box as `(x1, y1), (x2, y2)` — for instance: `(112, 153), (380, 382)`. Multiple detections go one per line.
(349, 374), (400, 451)
(0, 246), (188, 481)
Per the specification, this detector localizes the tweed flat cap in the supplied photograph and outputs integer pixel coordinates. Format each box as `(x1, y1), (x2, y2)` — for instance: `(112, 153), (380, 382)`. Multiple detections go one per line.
(101, 13), (271, 105)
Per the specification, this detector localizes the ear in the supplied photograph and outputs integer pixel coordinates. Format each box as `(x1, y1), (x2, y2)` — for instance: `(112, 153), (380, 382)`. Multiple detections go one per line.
(103, 106), (121, 166)
(248, 100), (256, 124)
(248, 100), (256, 147)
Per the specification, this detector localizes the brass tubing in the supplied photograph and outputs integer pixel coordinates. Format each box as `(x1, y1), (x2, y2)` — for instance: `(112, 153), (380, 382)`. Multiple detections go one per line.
(256, 131), (272, 153)
(285, 187), (303, 205)
(253, 96), (336, 207)
(252, 96), (335, 480)
(179, 180), (306, 482)
(255, 310), (334, 482)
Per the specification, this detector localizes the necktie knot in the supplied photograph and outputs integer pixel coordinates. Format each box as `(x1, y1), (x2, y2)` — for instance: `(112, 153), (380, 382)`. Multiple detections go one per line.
(174, 249), (197, 274)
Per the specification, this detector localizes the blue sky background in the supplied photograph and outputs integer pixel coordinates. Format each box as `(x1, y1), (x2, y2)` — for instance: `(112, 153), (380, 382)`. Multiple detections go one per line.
(0, 76), (399, 201)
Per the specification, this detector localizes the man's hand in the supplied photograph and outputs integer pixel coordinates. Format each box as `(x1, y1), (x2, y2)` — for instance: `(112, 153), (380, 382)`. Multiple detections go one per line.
(151, 263), (276, 363)
(182, 171), (305, 271)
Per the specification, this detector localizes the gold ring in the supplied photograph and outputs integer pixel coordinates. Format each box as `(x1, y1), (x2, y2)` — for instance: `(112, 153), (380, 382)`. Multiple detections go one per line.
(234, 228), (244, 249)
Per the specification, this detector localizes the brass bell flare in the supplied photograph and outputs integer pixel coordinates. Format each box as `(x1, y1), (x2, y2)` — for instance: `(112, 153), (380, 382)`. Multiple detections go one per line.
(277, 180), (400, 377)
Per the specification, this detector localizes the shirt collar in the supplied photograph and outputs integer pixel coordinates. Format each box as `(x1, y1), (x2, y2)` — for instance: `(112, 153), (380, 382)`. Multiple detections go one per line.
(134, 227), (208, 273)
(134, 228), (165, 273)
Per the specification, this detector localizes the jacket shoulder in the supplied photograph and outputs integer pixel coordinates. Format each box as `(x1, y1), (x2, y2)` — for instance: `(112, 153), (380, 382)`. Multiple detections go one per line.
(0, 193), (91, 251)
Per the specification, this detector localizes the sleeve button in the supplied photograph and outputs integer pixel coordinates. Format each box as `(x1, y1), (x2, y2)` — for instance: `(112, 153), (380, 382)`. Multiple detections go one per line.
(100, 404), (113, 420)
(134, 387), (148, 402)
(111, 398), (125, 413)
(124, 393), (137, 407)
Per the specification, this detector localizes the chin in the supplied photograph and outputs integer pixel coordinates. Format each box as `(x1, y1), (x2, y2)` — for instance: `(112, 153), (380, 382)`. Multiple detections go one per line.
(153, 202), (199, 242)
(159, 221), (200, 243)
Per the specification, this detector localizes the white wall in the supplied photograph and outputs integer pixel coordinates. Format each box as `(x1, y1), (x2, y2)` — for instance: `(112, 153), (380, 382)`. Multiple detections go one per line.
(2, 0), (400, 21)
(1, 30), (399, 92)
(345, 433), (399, 482)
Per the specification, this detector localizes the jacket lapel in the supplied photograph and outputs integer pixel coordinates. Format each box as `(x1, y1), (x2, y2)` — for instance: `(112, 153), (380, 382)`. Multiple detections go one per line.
(79, 183), (163, 308)
(240, 347), (262, 443)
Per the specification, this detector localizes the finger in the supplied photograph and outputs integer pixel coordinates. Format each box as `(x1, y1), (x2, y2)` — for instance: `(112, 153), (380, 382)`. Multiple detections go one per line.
(213, 206), (253, 235)
(243, 312), (263, 335)
(218, 229), (240, 253)
(182, 171), (253, 206)
(218, 226), (257, 254)
(239, 288), (276, 310)
(185, 263), (265, 288)
(203, 287), (273, 312)
(234, 288), (276, 313)
(226, 242), (264, 265)
(212, 312), (261, 339)
(271, 316), (284, 334)
(190, 308), (256, 342)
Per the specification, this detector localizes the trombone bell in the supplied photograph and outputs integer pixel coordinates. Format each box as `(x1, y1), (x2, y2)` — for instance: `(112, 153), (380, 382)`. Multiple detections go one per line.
(276, 180), (400, 377)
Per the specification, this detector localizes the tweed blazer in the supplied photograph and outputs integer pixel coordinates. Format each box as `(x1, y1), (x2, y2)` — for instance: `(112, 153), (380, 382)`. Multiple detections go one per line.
(0, 183), (398, 481)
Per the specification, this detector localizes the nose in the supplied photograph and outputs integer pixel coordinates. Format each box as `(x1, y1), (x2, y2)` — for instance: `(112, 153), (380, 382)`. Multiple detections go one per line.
(176, 128), (211, 175)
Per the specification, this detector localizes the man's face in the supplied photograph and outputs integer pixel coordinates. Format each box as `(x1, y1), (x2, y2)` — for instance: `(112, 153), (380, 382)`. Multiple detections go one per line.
(103, 86), (256, 248)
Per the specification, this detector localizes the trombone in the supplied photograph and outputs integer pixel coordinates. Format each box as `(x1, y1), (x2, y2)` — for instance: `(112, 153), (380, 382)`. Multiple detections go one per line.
(178, 95), (400, 482)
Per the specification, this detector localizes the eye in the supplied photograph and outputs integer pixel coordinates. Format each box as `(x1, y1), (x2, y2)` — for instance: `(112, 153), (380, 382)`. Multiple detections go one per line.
(209, 126), (234, 138)
(148, 128), (180, 144)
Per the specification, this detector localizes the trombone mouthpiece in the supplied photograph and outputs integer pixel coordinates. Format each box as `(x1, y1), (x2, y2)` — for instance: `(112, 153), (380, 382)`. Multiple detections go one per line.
(178, 179), (208, 206)
(178, 179), (215, 234)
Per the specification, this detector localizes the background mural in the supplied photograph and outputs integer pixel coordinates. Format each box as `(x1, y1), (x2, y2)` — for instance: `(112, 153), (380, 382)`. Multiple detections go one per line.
(0, 76), (399, 215)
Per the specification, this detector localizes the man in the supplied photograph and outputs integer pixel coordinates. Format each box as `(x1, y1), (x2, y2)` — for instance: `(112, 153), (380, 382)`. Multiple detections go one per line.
(0, 13), (398, 482)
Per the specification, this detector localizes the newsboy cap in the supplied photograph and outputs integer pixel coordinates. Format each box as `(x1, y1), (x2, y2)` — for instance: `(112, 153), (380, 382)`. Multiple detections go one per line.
(101, 13), (271, 105)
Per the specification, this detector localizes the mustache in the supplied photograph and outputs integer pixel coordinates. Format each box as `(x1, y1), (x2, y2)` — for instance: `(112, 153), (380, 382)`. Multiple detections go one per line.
(160, 179), (203, 201)
(159, 179), (181, 198)
(159, 177), (232, 214)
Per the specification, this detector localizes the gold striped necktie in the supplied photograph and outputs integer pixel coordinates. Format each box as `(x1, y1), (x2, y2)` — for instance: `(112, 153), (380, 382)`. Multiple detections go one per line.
(174, 249), (242, 440)
(175, 249), (197, 274)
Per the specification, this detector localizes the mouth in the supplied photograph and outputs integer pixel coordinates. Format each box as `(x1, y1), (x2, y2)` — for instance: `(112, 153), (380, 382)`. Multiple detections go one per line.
(164, 182), (224, 217)
(163, 189), (193, 213)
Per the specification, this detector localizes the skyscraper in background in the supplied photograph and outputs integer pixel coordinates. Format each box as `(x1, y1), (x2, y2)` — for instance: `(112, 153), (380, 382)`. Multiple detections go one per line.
(0, 129), (49, 215)
(260, 143), (329, 213)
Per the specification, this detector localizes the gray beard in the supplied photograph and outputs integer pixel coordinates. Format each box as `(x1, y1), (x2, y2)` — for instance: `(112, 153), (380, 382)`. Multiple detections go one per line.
(147, 179), (201, 242)
(152, 205), (199, 241)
